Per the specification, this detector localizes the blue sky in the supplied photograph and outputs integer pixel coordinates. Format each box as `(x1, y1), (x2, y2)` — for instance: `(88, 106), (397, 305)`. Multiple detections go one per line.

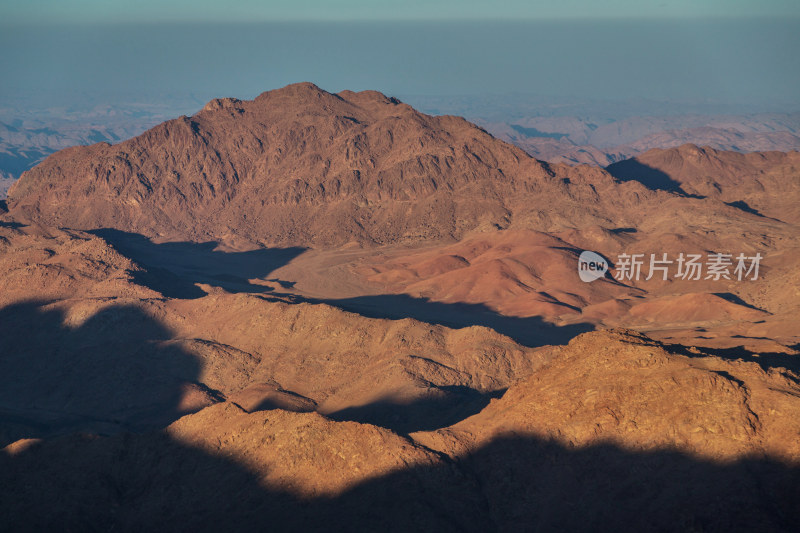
(3, 0), (799, 23)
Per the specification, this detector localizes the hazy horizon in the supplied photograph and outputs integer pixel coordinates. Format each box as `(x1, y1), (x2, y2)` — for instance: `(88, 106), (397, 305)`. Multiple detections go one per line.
(4, 0), (800, 23)
(2, 19), (799, 117)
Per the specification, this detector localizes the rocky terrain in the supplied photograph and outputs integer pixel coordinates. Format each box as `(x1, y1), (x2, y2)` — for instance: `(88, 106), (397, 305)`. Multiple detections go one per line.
(1, 84), (798, 531)
(4, 94), (799, 193)
(607, 144), (800, 223)
(7, 83), (657, 246)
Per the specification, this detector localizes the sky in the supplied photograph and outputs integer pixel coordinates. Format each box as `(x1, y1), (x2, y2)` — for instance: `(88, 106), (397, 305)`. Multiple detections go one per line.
(1, 1), (799, 114)
(3, 0), (800, 23)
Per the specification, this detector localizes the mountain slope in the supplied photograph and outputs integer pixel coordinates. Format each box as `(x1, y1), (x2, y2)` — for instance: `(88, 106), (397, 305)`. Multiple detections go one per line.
(607, 144), (800, 223)
(4, 330), (799, 532)
(7, 83), (678, 247)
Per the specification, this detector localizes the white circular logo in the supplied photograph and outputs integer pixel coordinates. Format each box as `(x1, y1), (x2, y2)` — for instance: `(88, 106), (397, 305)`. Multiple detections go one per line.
(578, 251), (609, 282)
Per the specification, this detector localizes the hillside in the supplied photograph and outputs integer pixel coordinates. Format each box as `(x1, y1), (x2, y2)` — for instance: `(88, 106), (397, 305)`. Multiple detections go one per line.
(5, 83), (694, 247)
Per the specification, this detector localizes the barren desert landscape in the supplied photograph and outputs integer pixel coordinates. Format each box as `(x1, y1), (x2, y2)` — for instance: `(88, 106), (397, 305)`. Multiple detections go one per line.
(1, 82), (799, 531)
(1, 4), (800, 532)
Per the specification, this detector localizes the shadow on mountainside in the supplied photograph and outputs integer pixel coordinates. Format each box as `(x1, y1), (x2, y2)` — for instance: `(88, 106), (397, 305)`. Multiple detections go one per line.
(89, 228), (306, 298)
(0, 298), (501, 445)
(606, 159), (702, 197)
(0, 220), (24, 229)
(2, 424), (798, 532)
(724, 200), (775, 219)
(327, 386), (508, 435)
(92, 229), (593, 348)
(0, 300), (798, 531)
(668, 341), (800, 377)
(313, 293), (595, 348)
(0, 301), (212, 448)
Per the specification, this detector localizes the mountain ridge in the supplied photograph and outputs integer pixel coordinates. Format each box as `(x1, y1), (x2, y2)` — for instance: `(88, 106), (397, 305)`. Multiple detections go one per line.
(6, 82), (672, 247)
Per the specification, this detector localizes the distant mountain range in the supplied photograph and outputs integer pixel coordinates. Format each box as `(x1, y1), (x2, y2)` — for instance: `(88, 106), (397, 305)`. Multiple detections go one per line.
(2, 93), (799, 195)
(479, 113), (800, 165)
(0, 99), (198, 196)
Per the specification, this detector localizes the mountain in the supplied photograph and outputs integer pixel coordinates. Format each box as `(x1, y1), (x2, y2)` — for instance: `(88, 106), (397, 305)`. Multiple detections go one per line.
(10, 84), (797, 251)
(0, 99), (199, 197)
(2, 85), (800, 531)
(412, 329), (800, 532)
(0, 222), (548, 446)
(3, 330), (798, 531)
(7, 83), (682, 247)
(6, 83), (530, 245)
(607, 144), (800, 223)
(4, 87), (798, 350)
